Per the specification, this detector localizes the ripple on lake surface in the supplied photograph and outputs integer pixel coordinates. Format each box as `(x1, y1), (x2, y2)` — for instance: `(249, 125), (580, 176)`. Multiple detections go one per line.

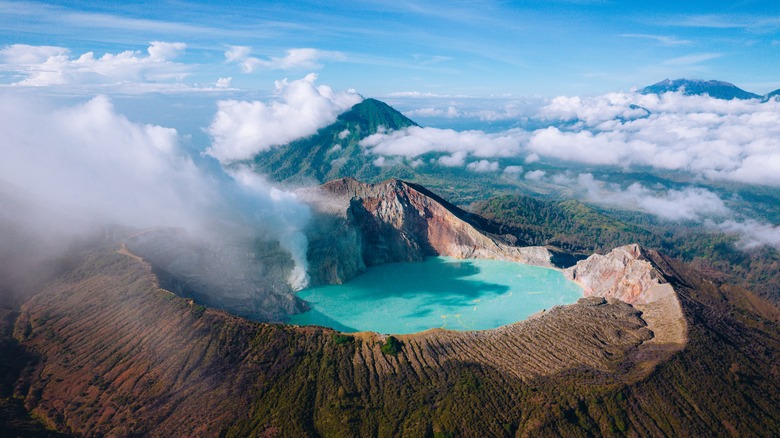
(288, 256), (583, 334)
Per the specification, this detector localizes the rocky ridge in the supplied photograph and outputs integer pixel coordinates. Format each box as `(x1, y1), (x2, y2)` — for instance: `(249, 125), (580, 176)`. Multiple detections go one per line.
(6, 242), (662, 435)
(303, 178), (554, 285)
(565, 244), (688, 349)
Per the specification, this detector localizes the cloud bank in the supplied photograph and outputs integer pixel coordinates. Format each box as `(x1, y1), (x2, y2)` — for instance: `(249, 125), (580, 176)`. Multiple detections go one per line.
(207, 73), (361, 163)
(0, 42), (188, 87)
(547, 172), (780, 250)
(575, 174), (728, 221)
(716, 220), (780, 250)
(529, 93), (780, 186)
(360, 126), (527, 164)
(381, 91), (780, 189)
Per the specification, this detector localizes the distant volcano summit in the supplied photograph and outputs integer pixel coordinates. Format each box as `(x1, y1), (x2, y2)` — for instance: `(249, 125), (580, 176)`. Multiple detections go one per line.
(246, 98), (417, 183)
(640, 78), (761, 100)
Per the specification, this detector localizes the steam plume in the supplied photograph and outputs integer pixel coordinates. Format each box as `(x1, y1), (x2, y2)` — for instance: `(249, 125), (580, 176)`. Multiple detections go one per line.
(0, 91), (312, 299)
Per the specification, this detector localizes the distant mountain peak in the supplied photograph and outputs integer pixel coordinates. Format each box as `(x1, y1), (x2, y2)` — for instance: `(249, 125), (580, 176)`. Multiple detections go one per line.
(764, 88), (780, 101)
(249, 98), (419, 183)
(640, 78), (761, 100)
(337, 98), (417, 132)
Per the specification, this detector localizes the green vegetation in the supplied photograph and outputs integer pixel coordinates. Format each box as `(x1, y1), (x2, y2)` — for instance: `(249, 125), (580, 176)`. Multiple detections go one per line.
(472, 193), (780, 303)
(190, 303), (206, 318)
(332, 333), (353, 345)
(380, 336), (402, 355)
(471, 195), (653, 253)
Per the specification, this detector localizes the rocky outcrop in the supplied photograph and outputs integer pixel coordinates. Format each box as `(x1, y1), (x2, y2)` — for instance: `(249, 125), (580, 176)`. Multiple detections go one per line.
(565, 244), (688, 348)
(302, 178), (555, 285)
(565, 244), (662, 305)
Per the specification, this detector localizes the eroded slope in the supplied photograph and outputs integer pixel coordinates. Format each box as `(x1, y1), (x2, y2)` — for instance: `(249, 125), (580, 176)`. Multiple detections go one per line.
(8, 238), (770, 436)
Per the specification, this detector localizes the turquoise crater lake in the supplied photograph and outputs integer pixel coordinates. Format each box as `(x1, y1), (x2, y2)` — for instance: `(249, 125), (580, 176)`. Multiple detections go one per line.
(288, 256), (583, 334)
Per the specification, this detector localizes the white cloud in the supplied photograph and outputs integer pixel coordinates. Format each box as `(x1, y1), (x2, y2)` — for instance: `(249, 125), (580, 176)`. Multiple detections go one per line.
(225, 47), (346, 72)
(524, 170), (546, 181)
(146, 41), (186, 61)
(0, 42), (189, 87)
(538, 93), (650, 126)
(663, 52), (722, 66)
(225, 45), (251, 63)
(438, 151), (468, 167)
(576, 173), (728, 221)
(466, 160), (499, 172)
(0, 94), (203, 227)
(552, 171), (780, 250)
(412, 54), (452, 65)
(360, 126), (527, 163)
(337, 128), (350, 139)
(206, 73), (362, 163)
(529, 93), (780, 186)
(386, 91), (452, 98)
(503, 165), (523, 174)
(404, 107), (445, 117)
(392, 96), (545, 122)
(216, 76), (232, 88)
(372, 156), (404, 167)
(716, 220), (780, 250)
(0, 44), (68, 64)
(330, 157), (347, 167)
(404, 105), (460, 118)
(362, 91), (780, 187)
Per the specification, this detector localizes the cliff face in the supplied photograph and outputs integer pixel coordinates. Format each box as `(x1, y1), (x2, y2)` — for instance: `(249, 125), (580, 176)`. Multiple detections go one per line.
(565, 244), (688, 349)
(303, 178), (554, 285)
(565, 244), (662, 305)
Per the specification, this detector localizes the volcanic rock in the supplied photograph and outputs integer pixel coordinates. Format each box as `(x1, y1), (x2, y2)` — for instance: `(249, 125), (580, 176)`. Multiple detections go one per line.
(302, 178), (555, 285)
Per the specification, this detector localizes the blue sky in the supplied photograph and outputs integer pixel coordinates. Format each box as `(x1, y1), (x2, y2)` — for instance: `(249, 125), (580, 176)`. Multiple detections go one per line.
(1, 0), (779, 97)
(2, 1), (780, 250)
